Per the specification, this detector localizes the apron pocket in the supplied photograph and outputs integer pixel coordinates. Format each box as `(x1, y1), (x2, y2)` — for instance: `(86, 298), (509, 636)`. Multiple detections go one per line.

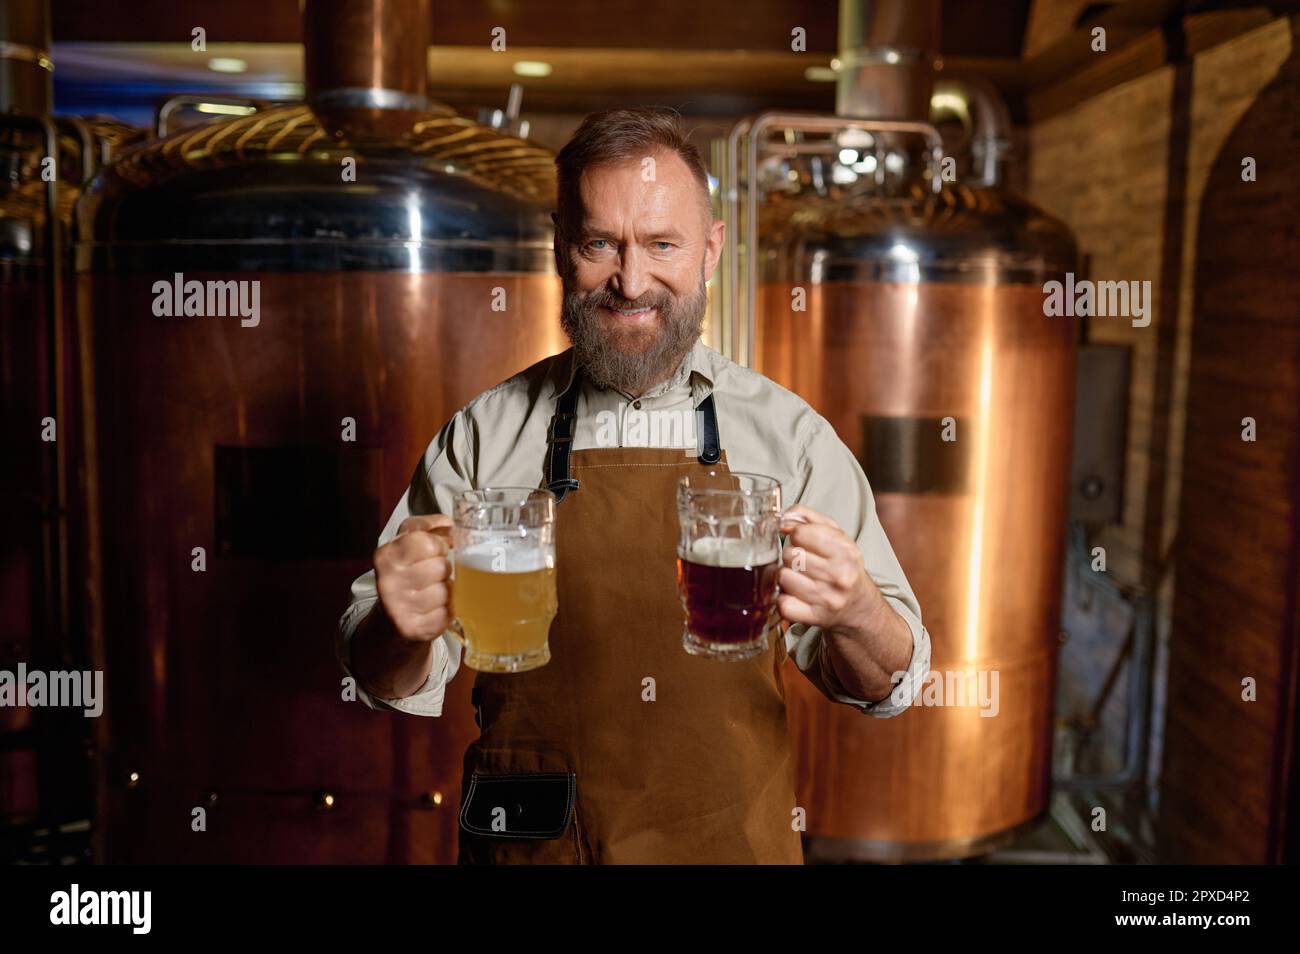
(459, 772), (576, 839)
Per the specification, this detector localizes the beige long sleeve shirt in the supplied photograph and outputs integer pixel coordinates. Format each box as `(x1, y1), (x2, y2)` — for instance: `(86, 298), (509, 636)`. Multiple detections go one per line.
(337, 338), (930, 719)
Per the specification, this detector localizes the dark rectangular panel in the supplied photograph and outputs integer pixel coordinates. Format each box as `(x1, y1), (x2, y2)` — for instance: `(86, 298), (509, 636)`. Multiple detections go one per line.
(858, 415), (971, 494)
(214, 445), (382, 560)
(1069, 343), (1130, 523)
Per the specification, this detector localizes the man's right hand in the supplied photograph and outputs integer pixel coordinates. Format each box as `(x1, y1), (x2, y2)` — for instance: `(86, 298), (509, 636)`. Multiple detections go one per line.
(373, 514), (455, 641)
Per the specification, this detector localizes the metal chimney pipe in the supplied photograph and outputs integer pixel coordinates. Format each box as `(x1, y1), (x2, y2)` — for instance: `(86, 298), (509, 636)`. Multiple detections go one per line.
(835, 0), (940, 121)
(303, 0), (440, 138)
(0, 0), (53, 114)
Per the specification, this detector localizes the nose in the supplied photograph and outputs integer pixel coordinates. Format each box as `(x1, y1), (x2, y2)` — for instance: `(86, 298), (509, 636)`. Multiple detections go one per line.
(610, 245), (650, 304)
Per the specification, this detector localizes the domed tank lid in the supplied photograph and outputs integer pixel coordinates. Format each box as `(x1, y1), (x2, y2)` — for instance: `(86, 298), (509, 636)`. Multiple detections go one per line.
(761, 182), (1077, 285)
(75, 105), (558, 274)
(75, 0), (557, 274)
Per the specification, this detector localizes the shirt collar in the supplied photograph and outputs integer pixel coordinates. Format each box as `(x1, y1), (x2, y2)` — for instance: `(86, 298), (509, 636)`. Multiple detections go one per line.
(550, 338), (716, 404)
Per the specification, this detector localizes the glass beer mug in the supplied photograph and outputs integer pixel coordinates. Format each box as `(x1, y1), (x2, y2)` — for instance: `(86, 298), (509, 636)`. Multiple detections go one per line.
(675, 472), (783, 660)
(449, 487), (558, 673)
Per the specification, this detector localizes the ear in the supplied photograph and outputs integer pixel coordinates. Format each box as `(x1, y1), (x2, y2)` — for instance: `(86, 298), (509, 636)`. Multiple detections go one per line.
(702, 217), (726, 283)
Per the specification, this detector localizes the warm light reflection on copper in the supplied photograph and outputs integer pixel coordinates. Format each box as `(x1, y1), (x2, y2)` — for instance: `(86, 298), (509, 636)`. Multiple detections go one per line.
(964, 292), (995, 662)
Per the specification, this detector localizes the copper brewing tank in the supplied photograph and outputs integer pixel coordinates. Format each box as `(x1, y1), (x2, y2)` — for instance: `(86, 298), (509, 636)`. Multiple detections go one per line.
(74, 0), (562, 862)
(750, 0), (1078, 859)
(0, 0), (61, 831)
(1, 0), (142, 849)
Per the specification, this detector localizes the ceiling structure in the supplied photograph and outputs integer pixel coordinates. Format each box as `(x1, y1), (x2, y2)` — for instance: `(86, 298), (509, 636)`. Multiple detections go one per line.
(48, 0), (1287, 127)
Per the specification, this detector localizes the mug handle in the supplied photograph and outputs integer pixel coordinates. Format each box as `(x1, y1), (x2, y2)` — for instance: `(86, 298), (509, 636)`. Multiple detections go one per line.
(767, 511), (801, 644)
(447, 617), (468, 647)
(445, 546), (465, 647)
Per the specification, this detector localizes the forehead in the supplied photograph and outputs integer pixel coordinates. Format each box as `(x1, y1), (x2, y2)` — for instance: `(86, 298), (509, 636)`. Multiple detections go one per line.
(573, 149), (703, 224)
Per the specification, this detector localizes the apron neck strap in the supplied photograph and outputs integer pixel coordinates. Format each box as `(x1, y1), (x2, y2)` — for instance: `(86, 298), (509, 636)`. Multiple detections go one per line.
(545, 362), (723, 502)
(546, 364), (584, 502)
(696, 392), (722, 465)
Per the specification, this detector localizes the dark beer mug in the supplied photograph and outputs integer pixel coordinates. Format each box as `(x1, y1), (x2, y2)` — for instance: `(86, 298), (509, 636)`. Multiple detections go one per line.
(675, 472), (782, 660)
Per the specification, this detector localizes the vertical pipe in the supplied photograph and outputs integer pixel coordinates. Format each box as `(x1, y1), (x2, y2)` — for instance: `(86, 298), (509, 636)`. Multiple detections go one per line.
(0, 113), (66, 681)
(0, 0), (53, 115)
(835, 0), (940, 121)
(303, 0), (437, 138)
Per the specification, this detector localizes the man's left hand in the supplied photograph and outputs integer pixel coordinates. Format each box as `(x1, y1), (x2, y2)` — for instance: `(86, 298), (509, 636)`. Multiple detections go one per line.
(775, 504), (883, 634)
(775, 504), (915, 703)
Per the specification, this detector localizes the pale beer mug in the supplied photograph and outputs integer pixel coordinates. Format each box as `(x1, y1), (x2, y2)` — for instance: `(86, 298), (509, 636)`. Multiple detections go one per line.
(676, 472), (783, 660)
(449, 487), (557, 673)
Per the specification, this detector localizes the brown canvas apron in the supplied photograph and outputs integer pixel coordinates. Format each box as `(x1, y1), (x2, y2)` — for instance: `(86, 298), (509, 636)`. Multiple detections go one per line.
(457, 366), (804, 864)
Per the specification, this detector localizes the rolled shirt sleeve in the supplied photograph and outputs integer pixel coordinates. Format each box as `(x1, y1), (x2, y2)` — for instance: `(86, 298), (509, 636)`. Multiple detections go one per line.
(783, 412), (932, 718)
(335, 409), (475, 716)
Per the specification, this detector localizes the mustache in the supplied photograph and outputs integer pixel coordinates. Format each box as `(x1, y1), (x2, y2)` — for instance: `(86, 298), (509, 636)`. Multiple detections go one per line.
(581, 289), (670, 311)
(558, 275), (706, 394)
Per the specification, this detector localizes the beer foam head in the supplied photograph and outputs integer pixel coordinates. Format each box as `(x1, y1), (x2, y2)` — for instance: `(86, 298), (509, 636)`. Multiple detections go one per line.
(455, 543), (551, 573)
(682, 535), (778, 568)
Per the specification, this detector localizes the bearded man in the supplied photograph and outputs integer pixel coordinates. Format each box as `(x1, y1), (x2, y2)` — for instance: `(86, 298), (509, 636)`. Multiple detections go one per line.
(338, 106), (930, 865)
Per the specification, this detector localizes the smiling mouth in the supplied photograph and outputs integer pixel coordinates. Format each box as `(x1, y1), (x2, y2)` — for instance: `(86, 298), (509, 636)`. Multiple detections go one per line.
(603, 305), (657, 318)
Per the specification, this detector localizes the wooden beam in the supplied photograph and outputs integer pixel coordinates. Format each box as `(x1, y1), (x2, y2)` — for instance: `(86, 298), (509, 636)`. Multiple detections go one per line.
(1026, 29), (1169, 122)
(1025, 8), (1289, 122)
(50, 0), (842, 50)
(1023, 0), (1096, 60)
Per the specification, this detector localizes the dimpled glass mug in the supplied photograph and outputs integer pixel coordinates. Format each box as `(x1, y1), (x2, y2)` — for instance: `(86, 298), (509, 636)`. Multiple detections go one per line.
(448, 487), (557, 673)
(675, 472), (783, 661)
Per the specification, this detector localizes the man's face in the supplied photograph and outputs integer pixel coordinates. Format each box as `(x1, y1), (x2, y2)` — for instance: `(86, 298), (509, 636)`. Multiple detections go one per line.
(556, 148), (726, 396)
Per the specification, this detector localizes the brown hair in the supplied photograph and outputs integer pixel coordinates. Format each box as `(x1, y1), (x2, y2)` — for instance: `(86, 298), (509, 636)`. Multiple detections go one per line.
(554, 106), (712, 234)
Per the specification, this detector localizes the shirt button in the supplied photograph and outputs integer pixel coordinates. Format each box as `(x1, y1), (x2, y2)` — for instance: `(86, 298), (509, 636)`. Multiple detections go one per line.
(633, 400), (642, 409)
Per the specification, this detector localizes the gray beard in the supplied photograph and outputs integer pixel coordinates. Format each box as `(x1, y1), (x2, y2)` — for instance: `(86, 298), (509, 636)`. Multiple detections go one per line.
(560, 270), (707, 395)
